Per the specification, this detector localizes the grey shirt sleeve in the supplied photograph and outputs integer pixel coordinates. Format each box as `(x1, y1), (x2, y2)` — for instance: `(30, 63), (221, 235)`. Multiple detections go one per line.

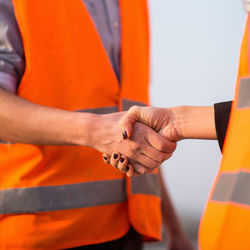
(0, 0), (25, 93)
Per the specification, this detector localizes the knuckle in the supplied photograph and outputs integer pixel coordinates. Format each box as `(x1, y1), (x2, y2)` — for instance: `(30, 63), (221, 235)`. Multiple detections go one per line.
(110, 160), (117, 167)
(172, 142), (177, 152)
(130, 144), (142, 155)
(165, 152), (173, 160)
(118, 166), (124, 171)
(138, 167), (147, 175)
(111, 163), (117, 168)
(119, 162), (126, 170)
(146, 160), (156, 169)
(126, 151), (133, 158)
(130, 105), (139, 113)
(146, 168), (154, 174)
(159, 153), (167, 163)
(152, 161), (159, 169)
(136, 146), (142, 153)
(134, 164), (142, 174)
(138, 169), (146, 175)
(158, 141), (165, 152)
(167, 142), (177, 153)
(118, 118), (124, 127)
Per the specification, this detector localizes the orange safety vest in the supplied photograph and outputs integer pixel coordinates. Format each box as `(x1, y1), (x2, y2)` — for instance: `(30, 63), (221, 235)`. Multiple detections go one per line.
(0, 0), (162, 249)
(199, 15), (250, 250)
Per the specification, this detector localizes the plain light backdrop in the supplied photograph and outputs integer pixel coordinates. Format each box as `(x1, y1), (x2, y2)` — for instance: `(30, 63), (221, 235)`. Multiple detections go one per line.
(148, 0), (246, 234)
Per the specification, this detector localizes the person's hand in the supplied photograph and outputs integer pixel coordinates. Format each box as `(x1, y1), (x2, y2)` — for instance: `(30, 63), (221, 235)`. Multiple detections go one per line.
(100, 107), (179, 176)
(103, 152), (137, 177)
(101, 105), (216, 176)
(119, 106), (181, 142)
(90, 112), (176, 175)
(119, 105), (216, 142)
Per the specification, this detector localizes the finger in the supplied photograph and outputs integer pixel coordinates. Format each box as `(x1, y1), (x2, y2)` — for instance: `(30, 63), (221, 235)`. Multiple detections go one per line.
(126, 164), (140, 178)
(145, 131), (177, 153)
(117, 155), (129, 173)
(103, 153), (111, 164)
(126, 164), (134, 177)
(141, 145), (173, 164)
(119, 106), (141, 138)
(133, 162), (154, 175)
(164, 152), (173, 161)
(110, 152), (121, 169)
(134, 154), (161, 170)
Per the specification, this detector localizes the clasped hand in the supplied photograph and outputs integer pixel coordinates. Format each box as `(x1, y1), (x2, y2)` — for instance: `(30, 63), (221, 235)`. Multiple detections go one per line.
(101, 106), (180, 177)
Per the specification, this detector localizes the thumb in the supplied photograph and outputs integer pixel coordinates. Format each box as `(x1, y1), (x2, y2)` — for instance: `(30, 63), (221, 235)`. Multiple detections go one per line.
(158, 127), (166, 138)
(119, 106), (141, 138)
(159, 125), (179, 142)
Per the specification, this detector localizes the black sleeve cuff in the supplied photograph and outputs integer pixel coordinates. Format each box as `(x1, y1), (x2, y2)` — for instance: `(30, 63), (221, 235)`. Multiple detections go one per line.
(214, 101), (232, 151)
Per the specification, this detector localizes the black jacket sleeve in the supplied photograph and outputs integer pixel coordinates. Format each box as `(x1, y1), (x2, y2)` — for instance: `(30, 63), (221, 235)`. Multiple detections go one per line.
(214, 101), (232, 151)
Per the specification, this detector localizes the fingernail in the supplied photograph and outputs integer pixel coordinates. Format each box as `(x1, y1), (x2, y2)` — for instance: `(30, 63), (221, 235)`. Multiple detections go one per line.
(122, 131), (128, 140)
(120, 157), (125, 163)
(113, 153), (118, 159)
(103, 156), (108, 161)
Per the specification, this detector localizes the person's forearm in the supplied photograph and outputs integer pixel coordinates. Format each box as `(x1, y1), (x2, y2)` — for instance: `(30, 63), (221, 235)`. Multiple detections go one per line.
(170, 105), (217, 140)
(0, 88), (97, 145)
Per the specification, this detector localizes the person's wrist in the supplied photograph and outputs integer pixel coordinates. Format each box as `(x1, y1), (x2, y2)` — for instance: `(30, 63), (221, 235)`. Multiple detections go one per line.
(170, 105), (216, 140)
(160, 106), (184, 141)
(70, 113), (99, 146)
(171, 106), (189, 140)
(81, 112), (124, 149)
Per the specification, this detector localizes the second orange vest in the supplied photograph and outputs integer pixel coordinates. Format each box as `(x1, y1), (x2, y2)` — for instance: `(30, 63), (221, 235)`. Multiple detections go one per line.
(199, 15), (250, 250)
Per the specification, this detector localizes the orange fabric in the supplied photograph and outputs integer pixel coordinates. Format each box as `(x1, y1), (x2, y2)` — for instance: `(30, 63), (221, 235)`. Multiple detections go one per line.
(129, 194), (162, 241)
(0, 204), (130, 249)
(119, 0), (150, 106)
(126, 173), (162, 242)
(0, 0), (162, 249)
(199, 15), (250, 250)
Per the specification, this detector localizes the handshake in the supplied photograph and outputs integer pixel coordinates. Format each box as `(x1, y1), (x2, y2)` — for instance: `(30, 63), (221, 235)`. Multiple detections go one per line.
(98, 105), (216, 177)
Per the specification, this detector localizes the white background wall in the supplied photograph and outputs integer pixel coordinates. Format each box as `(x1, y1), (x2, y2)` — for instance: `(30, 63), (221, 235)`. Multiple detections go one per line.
(148, 0), (246, 239)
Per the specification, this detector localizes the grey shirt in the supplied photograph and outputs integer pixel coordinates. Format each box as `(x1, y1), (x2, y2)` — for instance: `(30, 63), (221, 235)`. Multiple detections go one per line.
(0, 0), (121, 93)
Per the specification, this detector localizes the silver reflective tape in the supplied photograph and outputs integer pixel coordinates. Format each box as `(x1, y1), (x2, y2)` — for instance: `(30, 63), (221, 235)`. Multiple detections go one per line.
(0, 179), (127, 214)
(131, 174), (161, 197)
(78, 106), (118, 114)
(122, 99), (146, 111)
(0, 140), (9, 144)
(237, 78), (250, 109)
(211, 171), (250, 206)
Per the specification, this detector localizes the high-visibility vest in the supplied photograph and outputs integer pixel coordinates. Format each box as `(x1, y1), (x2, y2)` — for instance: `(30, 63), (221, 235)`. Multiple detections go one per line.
(199, 15), (250, 250)
(0, 1), (162, 249)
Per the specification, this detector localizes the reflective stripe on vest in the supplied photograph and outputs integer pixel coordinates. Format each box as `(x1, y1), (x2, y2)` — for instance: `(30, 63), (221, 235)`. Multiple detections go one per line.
(0, 174), (160, 214)
(0, 140), (9, 144)
(237, 78), (250, 109)
(122, 98), (146, 110)
(131, 174), (161, 197)
(0, 179), (126, 214)
(78, 106), (118, 114)
(211, 171), (250, 206)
